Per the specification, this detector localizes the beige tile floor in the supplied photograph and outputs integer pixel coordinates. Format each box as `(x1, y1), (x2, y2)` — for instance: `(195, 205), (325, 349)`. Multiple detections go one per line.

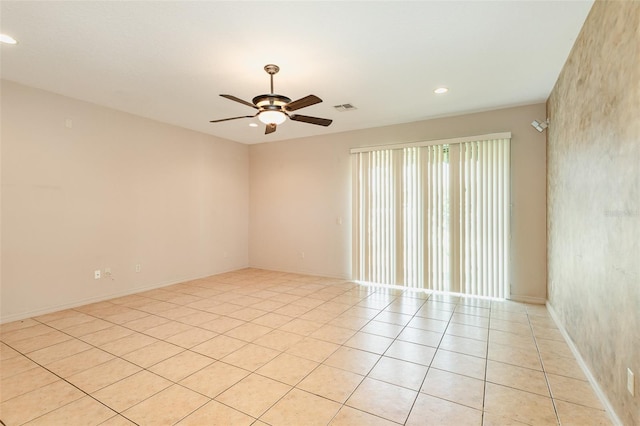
(0, 269), (613, 425)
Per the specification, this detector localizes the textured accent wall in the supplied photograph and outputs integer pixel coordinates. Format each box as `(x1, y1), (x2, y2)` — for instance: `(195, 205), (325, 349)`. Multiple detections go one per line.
(547, 2), (639, 424)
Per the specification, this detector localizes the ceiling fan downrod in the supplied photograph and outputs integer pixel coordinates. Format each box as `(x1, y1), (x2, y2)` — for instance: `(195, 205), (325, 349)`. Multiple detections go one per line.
(264, 64), (279, 94)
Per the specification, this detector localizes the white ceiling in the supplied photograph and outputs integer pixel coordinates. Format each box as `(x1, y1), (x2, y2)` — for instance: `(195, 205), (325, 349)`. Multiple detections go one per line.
(0, 1), (593, 144)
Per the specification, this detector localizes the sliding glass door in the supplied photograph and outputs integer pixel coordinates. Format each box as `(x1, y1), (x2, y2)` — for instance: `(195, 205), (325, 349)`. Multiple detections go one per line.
(352, 134), (510, 298)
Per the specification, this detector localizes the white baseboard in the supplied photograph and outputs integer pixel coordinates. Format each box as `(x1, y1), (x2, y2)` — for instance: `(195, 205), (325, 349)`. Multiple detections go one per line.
(508, 294), (547, 304)
(0, 265), (247, 324)
(546, 302), (623, 426)
(246, 263), (351, 281)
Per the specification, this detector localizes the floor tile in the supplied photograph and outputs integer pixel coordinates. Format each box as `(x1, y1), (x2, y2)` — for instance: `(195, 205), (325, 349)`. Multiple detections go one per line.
(431, 349), (486, 380)
(99, 333), (158, 357)
(27, 339), (93, 365)
(397, 327), (443, 347)
(279, 318), (324, 336)
(256, 352), (319, 386)
(180, 361), (249, 397)
(199, 316), (246, 333)
(373, 311), (412, 326)
(406, 393), (482, 426)
(420, 367), (485, 409)
(446, 323), (488, 341)
(489, 329), (537, 351)
(67, 357), (141, 393)
(407, 316), (449, 333)
(329, 406), (399, 426)
(224, 322), (272, 342)
(80, 326), (134, 347)
(536, 336), (574, 359)
(149, 350), (214, 381)
(221, 343), (280, 371)
(215, 373), (291, 418)
(44, 312), (96, 330)
(486, 359), (550, 397)
(176, 399), (255, 425)
(541, 353), (587, 380)
(165, 327), (218, 348)
(92, 370), (172, 412)
(346, 377), (417, 424)
(122, 314), (170, 332)
(143, 321), (194, 340)
(554, 399), (612, 425)
(359, 320), (404, 339)
(344, 332), (394, 354)
(0, 355), (40, 380)
(368, 356), (428, 391)
(488, 341), (542, 370)
(0, 270), (613, 426)
(191, 334), (247, 359)
(121, 340), (183, 368)
(0, 380), (85, 425)
(297, 364), (364, 403)
(261, 388), (341, 426)
(324, 346), (381, 375)
(484, 382), (557, 424)
(9, 330), (73, 353)
(252, 312), (293, 328)
(122, 384), (209, 425)
(439, 334), (488, 358)
(286, 337), (339, 362)
(0, 366), (59, 402)
(0, 318), (40, 335)
(310, 324), (357, 344)
(546, 372), (603, 409)
(47, 347), (115, 377)
(62, 318), (113, 337)
(489, 318), (532, 336)
(0, 342), (21, 360)
(384, 340), (436, 366)
(482, 412), (531, 426)
(24, 395), (116, 426)
(253, 329), (304, 351)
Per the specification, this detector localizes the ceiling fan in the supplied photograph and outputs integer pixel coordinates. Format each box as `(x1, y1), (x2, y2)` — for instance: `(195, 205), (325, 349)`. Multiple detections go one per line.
(210, 64), (333, 135)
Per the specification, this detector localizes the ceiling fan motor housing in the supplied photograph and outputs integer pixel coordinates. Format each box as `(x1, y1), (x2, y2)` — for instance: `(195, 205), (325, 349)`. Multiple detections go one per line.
(252, 94), (291, 111)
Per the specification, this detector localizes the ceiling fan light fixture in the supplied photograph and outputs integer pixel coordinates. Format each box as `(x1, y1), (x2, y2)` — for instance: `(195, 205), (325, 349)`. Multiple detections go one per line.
(258, 110), (286, 125)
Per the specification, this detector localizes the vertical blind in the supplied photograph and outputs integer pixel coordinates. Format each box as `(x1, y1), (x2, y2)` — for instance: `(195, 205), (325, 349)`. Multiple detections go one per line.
(352, 133), (510, 298)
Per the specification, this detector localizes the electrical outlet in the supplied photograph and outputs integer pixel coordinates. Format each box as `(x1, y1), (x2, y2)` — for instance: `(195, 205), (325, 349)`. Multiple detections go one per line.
(628, 368), (635, 396)
(104, 267), (112, 278)
(135, 264), (141, 273)
(299, 251), (305, 259)
(94, 270), (101, 279)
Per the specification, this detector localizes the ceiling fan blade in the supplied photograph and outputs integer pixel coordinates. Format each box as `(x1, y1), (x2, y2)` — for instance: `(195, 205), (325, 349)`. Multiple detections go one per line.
(209, 115), (255, 123)
(220, 94), (258, 109)
(265, 123), (277, 134)
(285, 95), (322, 112)
(289, 114), (333, 127)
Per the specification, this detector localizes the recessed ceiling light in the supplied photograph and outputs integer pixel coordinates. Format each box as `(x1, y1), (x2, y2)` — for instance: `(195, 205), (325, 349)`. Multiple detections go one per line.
(434, 87), (448, 94)
(249, 123), (258, 128)
(0, 34), (18, 45)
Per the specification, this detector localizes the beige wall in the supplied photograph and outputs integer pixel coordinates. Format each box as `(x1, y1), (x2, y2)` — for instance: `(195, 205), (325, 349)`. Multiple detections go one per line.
(547, 2), (639, 424)
(1, 80), (249, 322)
(249, 103), (548, 302)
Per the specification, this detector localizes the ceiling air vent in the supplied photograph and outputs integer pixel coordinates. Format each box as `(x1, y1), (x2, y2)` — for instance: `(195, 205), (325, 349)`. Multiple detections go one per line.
(334, 103), (357, 112)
